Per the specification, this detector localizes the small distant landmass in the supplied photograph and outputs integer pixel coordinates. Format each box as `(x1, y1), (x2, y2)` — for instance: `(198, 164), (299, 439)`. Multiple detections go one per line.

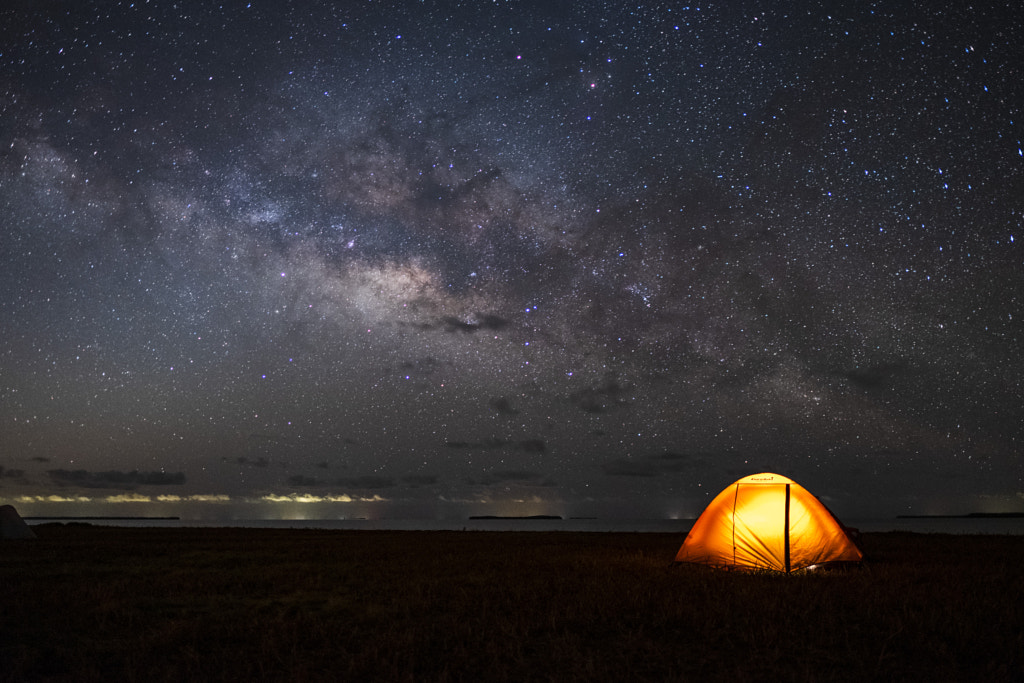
(897, 512), (1024, 519)
(468, 515), (562, 520)
(24, 516), (181, 520)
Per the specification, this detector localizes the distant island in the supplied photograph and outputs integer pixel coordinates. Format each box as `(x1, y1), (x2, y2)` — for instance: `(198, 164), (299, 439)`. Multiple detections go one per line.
(897, 512), (1024, 519)
(468, 515), (562, 520)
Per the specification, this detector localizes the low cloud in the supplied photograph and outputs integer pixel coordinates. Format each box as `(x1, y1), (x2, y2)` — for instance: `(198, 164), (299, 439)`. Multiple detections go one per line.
(492, 470), (542, 482)
(446, 438), (546, 453)
(472, 470), (557, 487)
(287, 475), (322, 487)
(335, 475), (395, 489)
(489, 396), (520, 415)
(47, 469), (186, 489)
(249, 433), (303, 448)
(155, 494), (231, 503)
(17, 494), (93, 503)
(841, 363), (909, 390)
(447, 438), (508, 450)
(226, 456), (271, 468)
(105, 493), (154, 503)
(286, 474), (399, 489)
(401, 475), (438, 486)
(568, 373), (629, 414)
(517, 439), (546, 454)
(602, 451), (707, 478)
(602, 459), (659, 477)
(260, 493), (388, 504)
(397, 357), (441, 376)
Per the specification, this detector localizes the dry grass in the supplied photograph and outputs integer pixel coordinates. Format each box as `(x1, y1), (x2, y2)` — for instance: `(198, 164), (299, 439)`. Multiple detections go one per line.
(2, 525), (1023, 682)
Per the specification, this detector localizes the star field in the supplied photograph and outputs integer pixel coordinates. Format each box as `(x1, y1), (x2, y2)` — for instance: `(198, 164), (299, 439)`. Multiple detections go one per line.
(1, 0), (1021, 520)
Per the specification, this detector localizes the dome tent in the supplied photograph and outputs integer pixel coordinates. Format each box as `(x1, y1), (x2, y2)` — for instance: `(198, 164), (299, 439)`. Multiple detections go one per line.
(675, 473), (861, 572)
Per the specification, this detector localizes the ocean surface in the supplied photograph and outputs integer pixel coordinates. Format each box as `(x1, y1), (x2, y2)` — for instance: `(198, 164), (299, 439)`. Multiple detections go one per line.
(24, 516), (1024, 534)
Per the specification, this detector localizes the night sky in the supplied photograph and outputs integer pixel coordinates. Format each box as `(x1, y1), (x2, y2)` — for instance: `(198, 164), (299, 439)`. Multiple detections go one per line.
(2, 1), (1021, 522)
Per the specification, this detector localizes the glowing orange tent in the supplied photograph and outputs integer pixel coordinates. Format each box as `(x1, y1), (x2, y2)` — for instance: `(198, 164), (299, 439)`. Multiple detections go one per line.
(675, 473), (862, 572)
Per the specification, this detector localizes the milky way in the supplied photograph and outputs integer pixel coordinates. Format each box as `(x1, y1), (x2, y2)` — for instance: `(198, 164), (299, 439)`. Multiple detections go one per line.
(1, 1), (1021, 520)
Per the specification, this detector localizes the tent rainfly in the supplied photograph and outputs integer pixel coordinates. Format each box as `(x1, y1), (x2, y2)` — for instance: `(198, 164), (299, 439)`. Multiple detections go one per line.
(1, 504), (36, 540)
(675, 473), (862, 572)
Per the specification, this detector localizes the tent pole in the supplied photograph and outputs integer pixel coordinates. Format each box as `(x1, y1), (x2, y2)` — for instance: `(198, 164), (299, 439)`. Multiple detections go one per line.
(731, 484), (740, 567)
(784, 484), (791, 573)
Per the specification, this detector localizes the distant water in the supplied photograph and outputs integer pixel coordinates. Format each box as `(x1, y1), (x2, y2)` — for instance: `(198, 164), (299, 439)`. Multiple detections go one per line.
(24, 516), (1024, 534)
(850, 517), (1024, 535)
(26, 517), (690, 533)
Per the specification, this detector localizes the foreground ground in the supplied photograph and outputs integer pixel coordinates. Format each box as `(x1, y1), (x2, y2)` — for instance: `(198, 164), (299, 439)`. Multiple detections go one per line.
(1, 525), (1022, 681)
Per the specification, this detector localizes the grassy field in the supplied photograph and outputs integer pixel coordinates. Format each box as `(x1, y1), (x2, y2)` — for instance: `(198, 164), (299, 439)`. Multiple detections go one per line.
(1, 525), (1022, 682)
